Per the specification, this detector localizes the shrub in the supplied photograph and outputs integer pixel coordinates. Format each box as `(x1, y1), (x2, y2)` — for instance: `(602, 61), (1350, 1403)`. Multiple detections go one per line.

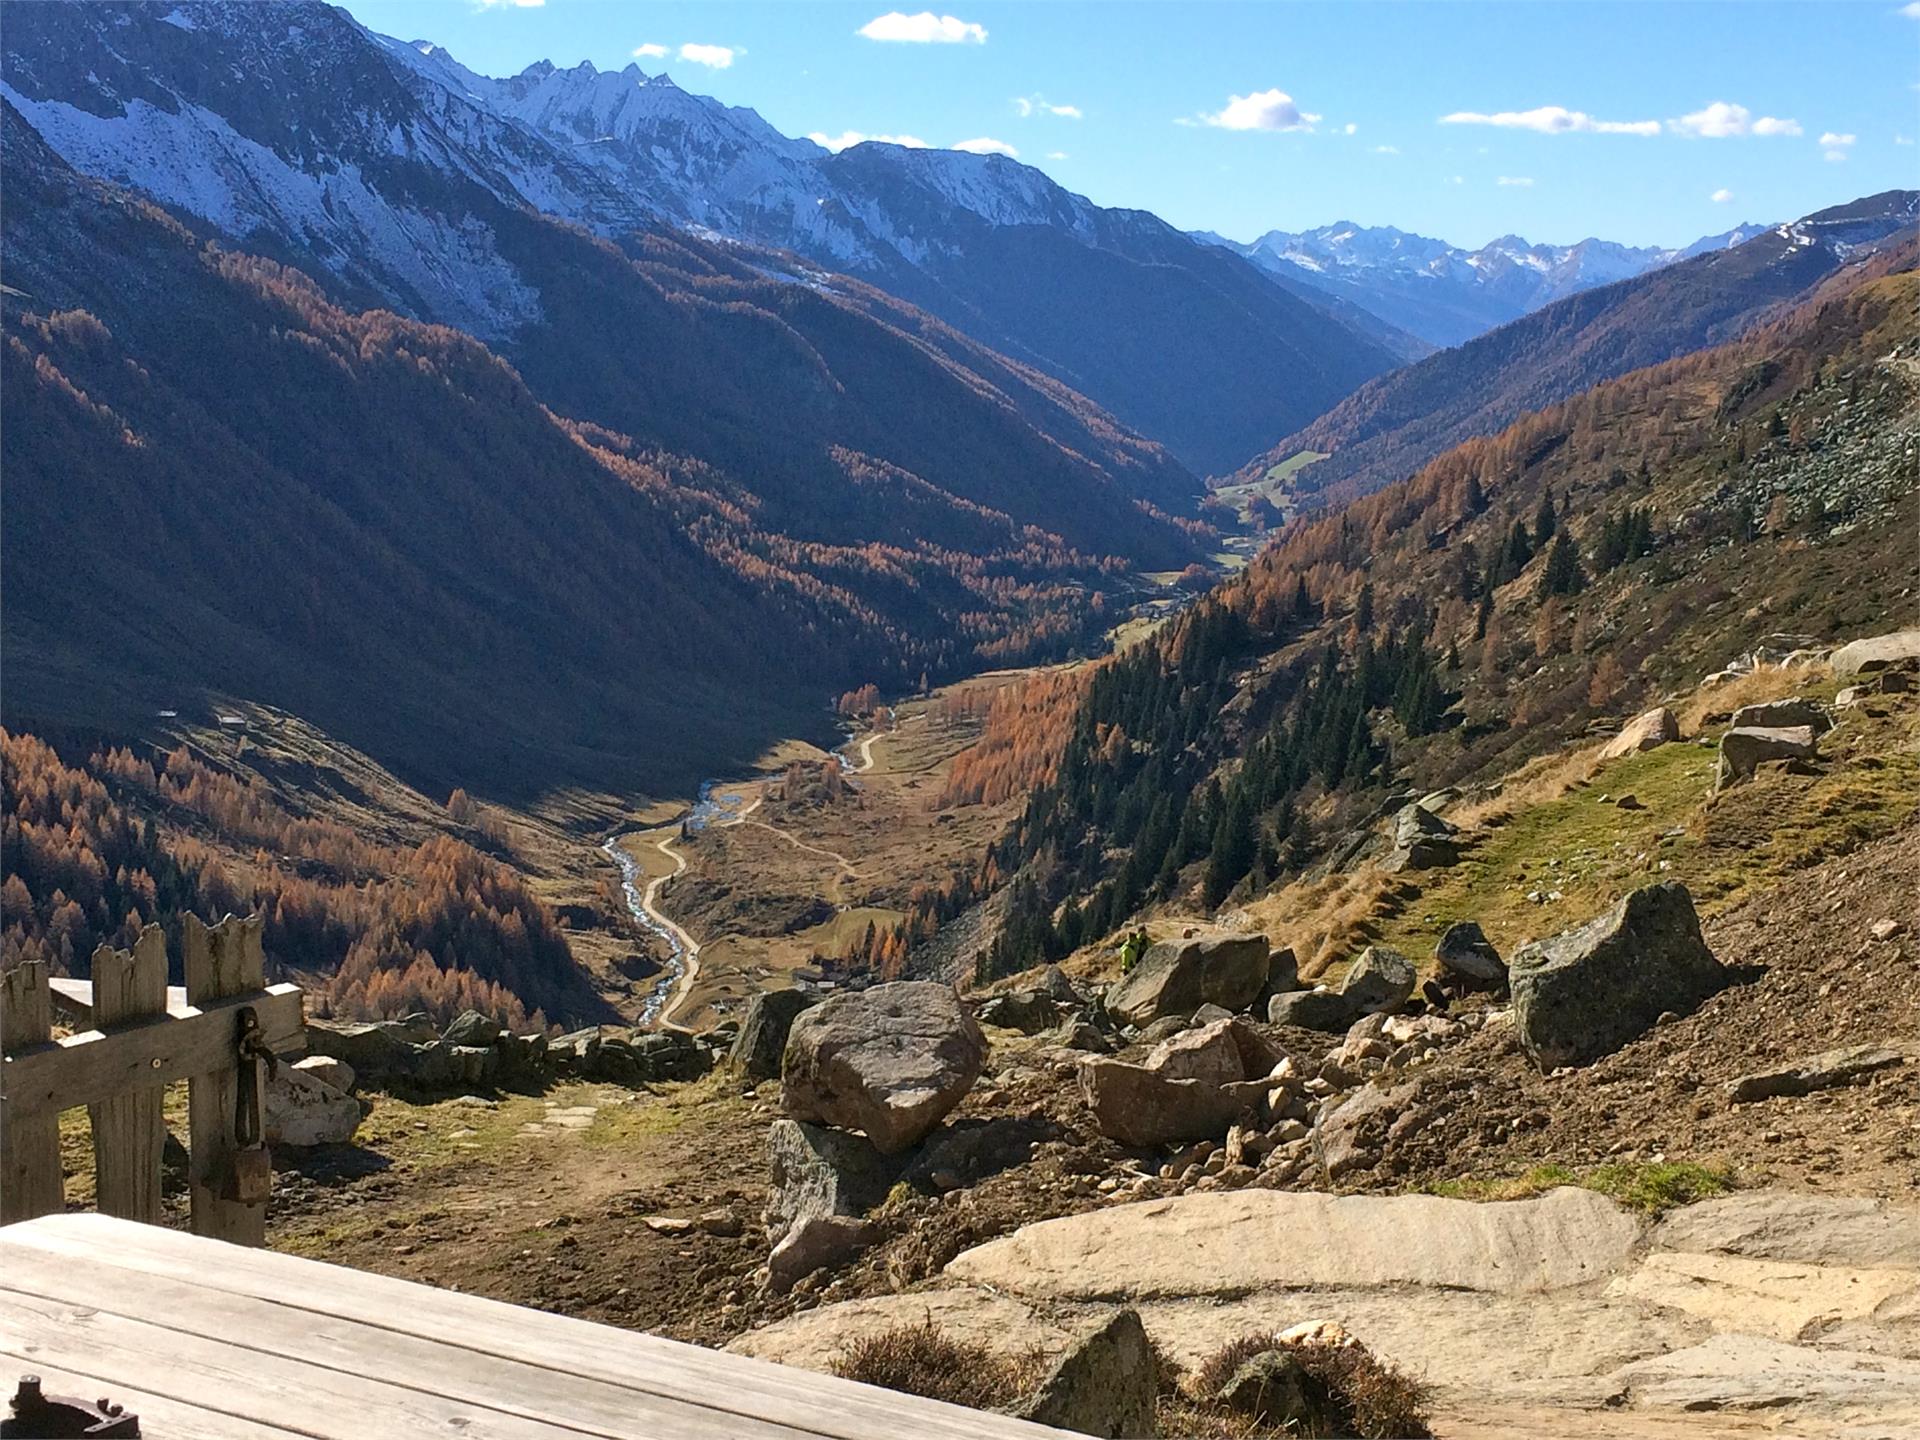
(830, 1317), (1044, 1413)
(1189, 1331), (1432, 1439)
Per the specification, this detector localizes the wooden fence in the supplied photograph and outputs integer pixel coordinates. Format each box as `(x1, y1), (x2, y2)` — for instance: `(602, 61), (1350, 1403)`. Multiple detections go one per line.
(0, 914), (304, 1245)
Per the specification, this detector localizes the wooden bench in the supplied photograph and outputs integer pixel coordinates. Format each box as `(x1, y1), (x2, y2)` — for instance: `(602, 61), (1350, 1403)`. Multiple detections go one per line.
(0, 1212), (1069, 1438)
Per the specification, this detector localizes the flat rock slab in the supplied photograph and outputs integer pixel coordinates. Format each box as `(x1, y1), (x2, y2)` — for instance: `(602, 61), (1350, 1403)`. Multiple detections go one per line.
(725, 1290), (1075, 1373)
(1608, 1333), (1920, 1421)
(1611, 1251), (1920, 1351)
(945, 1186), (1642, 1299)
(1726, 1044), (1905, 1103)
(1652, 1191), (1920, 1269)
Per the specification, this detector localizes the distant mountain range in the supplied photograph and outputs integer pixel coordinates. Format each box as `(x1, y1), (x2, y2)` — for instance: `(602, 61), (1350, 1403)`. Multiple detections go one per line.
(1197, 221), (1774, 348)
(0, 1), (1399, 475)
(1232, 191), (1920, 505)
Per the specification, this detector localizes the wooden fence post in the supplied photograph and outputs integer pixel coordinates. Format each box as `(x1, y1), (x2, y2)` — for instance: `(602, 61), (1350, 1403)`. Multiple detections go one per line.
(184, 914), (268, 1245)
(1, 962), (65, 1223)
(87, 925), (171, 1224)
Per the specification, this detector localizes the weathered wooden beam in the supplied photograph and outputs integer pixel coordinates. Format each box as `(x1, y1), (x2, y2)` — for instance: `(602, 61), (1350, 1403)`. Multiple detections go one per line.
(50, 976), (191, 1024)
(1, 984), (303, 1119)
(0, 962), (64, 1223)
(186, 914), (270, 1245)
(88, 926), (172, 1224)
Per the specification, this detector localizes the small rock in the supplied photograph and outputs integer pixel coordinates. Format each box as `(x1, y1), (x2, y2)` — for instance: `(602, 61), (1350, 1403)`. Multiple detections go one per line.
(765, 1215), (871, 1295)
(1871, 919), (1906, 942)
(1727, 1045), (1905, 1103)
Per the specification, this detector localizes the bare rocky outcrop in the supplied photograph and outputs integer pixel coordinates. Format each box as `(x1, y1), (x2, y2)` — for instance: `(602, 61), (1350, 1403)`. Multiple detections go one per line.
(782, 981), (986, 1154)
(1105, 934), (1272, 1026)
(1509, 882), (1723, 1069)
(1729, 696), (1833, 735)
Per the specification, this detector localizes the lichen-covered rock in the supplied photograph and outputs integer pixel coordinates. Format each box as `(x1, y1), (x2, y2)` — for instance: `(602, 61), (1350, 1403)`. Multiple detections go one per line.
(730, 990), (819, 1081)
(1716, 725), (1818, 789)
(782, 982), (985, 1153)
(1510, 883), (1723, 1069)
(1435, 921), (1507, 986)
(1340, 946), (1415, 1015)
(764, 1118), (898, 1246)
(1269, 988), (1359, 1032)
(264, 1064), (362, 1146)
(1016, 1307), (1158, 1438)
(1106, 934), (1272, 1026)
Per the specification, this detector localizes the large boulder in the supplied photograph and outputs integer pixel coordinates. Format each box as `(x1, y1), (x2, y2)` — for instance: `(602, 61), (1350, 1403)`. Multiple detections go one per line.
(976, 990), (1061, 1035)
(1105, 934), (1271, 1026)
(1340, 946), (1415, 1015)
(1382, 805), (1461, 872)
(1600, 707), (1680, 761)
(1510, 883), (1723, 1069)
(1015, 1307), (1158, 1439)
(730, 990), (819, 1081)
(1145, 1016), (1284, 1086)
(782, 982), (986, 1154)
(264, 1063), (362, 1147)
(1313, 1081), (1417, 1182)
(441, 1010), (503, 1048)
(1832, 629), (1920, 677)
(764, 1118), (899, 1246)
(1079, 1059), (1269, 1146)
(1434, 922), (1507, 987)
(1268, 988), (1359, 1032)
(1716, 725), (1818, 790)
(1730, 698), (1832, 736)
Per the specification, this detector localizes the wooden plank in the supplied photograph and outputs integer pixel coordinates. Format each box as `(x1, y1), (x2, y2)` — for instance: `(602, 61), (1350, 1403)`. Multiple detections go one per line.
(184, 913), (270, 1244)
(0, 1252), (815, 1440)
(1, 1215), (1070, 1440)
(0, 1290), (588, 1440)
(0, 1352), (308, 1440)
(86, 926), (171, 1224)
(1, 983), (303, 1118)
(0, 962), (63, 1223)
(50, 975), (190, 1022)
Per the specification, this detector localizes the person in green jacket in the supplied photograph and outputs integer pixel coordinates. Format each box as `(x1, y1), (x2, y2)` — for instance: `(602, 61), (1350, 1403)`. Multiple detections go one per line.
(1117, 928), (1149, 973)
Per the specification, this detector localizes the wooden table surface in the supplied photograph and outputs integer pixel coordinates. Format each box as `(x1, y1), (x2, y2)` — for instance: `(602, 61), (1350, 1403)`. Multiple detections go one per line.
(0, 1213), (1068, 1438)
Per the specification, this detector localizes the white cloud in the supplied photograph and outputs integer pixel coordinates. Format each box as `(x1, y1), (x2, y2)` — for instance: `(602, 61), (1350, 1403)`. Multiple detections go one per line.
(1711, 187), (1735, 203)
(1440, 105), (1659, 136)
(1046, 151), (1069, 160)
(807, 130), (928, 151)
(1197, 88), (1320, 132)
(1897, 133), (1916, 146)
(1901, 2), (1920, 16)
(1819, 131), (1857, 147)
(951, 136), (1018, 156)
(1449, 174), (1465, 185)
(473, 0), (543, 9)
(858, 11), (986, 43)
(1343, 122), (1358, 136)
(1669, 101), (1801, 138)
(632, 43), (669, 59)
(1370, 144), (1400, 155)
(1496, 175), (1535, 186)
(1822, 131), (1857, 163)
(1014, 96), (1081, 119)
(678, 43), (736, 68)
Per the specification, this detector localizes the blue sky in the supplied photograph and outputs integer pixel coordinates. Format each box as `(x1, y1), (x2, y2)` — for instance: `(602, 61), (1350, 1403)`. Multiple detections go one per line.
(345, 1), (1920, 248)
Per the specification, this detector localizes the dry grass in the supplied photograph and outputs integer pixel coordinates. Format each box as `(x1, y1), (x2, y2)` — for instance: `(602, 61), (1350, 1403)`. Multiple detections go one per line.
(1182, 1331), (1433, 1439)
(1246, 866), (1400, 982)
(830, 1317), (1047, 1413)
(1676, 660), (1830, 732)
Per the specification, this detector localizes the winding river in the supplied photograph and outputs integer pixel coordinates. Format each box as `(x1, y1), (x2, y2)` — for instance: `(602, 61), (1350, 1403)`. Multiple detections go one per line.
(604, 722), (878, 1029)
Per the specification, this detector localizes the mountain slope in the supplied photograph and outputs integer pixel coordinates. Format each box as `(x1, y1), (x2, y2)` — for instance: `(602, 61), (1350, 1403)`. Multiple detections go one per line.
(932, 236), (1917, 978)
(0, 103), (1192, 801)
(1231, 192), (1919, 509)
(0, 1), (1401, 477)
(1205, 221), (1771, 348)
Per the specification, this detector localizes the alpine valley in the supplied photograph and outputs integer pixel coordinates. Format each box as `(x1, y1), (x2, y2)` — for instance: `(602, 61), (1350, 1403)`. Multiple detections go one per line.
(3, 8), (1919, 1435)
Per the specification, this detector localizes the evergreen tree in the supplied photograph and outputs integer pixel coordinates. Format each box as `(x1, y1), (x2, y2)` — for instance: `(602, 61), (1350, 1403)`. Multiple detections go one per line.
(1536, 531), (1584, 599)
